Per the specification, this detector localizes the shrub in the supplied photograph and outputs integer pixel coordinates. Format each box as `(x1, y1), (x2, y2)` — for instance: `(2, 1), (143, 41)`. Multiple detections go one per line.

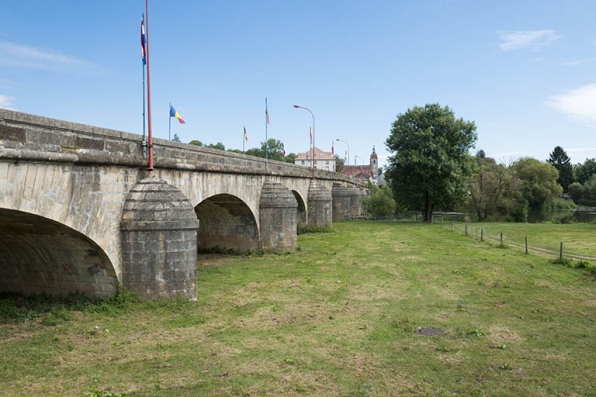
(362, 185), (396, 217)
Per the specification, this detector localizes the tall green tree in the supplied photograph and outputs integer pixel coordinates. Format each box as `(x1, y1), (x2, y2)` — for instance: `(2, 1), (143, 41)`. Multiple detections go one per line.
(245, 139), (287, 162)
(512, 158), (562, 210)
(189, 140), (203, 146)
(385, 104), (477, 221)
(468, 156), (522, 221)
(574, 158), (596, 185)
(547, 146), (573, 192)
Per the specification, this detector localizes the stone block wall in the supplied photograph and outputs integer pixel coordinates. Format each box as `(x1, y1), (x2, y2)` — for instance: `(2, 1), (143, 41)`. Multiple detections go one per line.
(121, 179), (198, 300)
(259, 181), (297, 252)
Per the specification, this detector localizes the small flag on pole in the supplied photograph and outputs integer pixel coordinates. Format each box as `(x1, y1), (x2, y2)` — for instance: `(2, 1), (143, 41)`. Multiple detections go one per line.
(282, 143), (286, 156)
(266, 99), (270, 124)
(169, 105), (185, 124)
(331, 141), (334, 155)
(141, 16), (147, 65)
(244, 126), (248, 142)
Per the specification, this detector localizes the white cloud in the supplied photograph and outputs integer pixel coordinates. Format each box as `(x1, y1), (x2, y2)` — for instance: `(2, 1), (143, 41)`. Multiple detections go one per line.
(0, 41), (98, 72)
(498, 30), (560, 52)
(563, 59), (596, 66)
(0, 94), (17, 111)
(546, 83), (596, 123)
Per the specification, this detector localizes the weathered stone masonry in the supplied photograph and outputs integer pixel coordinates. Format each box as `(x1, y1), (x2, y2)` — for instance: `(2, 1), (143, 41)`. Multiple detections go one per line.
(0, 109), (365, 300)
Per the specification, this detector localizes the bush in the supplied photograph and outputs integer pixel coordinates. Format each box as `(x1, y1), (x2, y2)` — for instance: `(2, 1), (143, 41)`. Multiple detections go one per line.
(546, 198), (577, 210)
(362, 185), (396, 217)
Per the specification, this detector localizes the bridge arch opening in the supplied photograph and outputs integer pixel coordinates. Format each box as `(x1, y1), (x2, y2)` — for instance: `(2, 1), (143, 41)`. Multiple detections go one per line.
(0, 208), (118, 298)
(194, 194), (259, 253)
(291, 190), (307, 229)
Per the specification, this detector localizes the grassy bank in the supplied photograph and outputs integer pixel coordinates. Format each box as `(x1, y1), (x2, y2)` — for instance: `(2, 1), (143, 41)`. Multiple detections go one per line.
(453, 221), (596, 258)
(1, 222), (595, 396)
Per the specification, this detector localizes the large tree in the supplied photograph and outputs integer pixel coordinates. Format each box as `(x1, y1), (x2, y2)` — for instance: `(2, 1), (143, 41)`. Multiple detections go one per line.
(245, 139), (291, 162)
(574, 158), (596, 185)
(385, 104), (477, 221)
(469, 156), (522, 221)
(512, 158), (562, 210)
(547, 146), (573, 192)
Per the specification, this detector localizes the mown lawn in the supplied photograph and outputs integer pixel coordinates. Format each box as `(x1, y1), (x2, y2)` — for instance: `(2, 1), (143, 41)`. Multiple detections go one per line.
(455, 221), (596, 258)
(1, 222), (595, 396)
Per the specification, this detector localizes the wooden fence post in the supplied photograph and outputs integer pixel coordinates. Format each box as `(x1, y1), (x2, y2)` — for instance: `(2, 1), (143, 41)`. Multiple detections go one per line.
(465, 224), (468, 236)
(500, 233), (503, 245)
(441, 217), (443, 228)
(481, 229), (483, 242)
(525, 237), (528, 254)
(451, 221), (454, 231)
(560, 242), (563, 261)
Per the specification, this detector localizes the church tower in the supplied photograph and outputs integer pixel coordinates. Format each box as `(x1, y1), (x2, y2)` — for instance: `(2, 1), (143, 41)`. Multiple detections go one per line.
(370, 145), (378, 176)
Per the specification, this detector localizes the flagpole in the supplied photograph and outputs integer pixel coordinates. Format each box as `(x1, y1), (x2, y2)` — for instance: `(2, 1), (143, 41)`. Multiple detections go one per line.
(265, 97), (268, 165)
(145, 0), (154, 170)
(168, 103), (171, 141)
(243, 127), (245, 153)
(142, 13), (147, 158)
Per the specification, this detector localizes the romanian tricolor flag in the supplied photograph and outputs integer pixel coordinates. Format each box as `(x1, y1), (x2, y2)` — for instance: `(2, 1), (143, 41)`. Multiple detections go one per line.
(265, 98), (270, 124)
(244, 126), (248, 142)
(282, 143), (286, 156)
(331, 141), (334, 155)
(170, 105), (185, 124)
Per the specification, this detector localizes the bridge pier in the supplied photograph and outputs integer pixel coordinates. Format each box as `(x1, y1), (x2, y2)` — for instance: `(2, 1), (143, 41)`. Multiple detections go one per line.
(121, 178), (198, 301)
(259, 181), (297, 252)
(332, 183), (355, 221)
(349, 187), (366, 217)
(307, 181), (332, 228)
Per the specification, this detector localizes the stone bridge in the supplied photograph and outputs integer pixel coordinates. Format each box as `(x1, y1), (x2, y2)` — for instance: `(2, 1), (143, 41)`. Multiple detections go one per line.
(0, 109), (366, 300)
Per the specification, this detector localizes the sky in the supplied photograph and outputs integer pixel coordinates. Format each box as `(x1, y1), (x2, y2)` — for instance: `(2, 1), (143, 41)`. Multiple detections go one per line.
(1, 1), (596, 168)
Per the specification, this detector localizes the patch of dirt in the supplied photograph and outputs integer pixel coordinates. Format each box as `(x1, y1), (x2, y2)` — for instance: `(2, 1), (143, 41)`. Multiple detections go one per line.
(414, 327), (446, 336)
(487, 325), (521, 344)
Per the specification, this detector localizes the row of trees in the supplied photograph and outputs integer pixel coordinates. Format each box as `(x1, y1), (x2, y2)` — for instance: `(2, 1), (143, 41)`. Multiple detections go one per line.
(368, 104), (593, 222)
(188, 138), (298, 164)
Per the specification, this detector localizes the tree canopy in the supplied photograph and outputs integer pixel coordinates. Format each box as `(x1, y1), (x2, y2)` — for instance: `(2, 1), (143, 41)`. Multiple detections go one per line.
(245, 139), (296, 163)
(362, 185), (396, 217)
(574, 158), (596, 185)
(547, 146), (573, 192)
(468, 156), (522, 221)
(385, 104), (477, 221)
(512, 158), (562, 210)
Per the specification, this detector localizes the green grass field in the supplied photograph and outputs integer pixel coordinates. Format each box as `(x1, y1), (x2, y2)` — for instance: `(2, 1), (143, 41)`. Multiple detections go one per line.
(1, 222), (596, 396)
(453, 221), (596, 258)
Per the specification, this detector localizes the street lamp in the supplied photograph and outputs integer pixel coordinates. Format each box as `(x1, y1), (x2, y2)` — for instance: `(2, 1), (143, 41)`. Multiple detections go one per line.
(294, 105), (315, 179)
(336, 138), (350, 178)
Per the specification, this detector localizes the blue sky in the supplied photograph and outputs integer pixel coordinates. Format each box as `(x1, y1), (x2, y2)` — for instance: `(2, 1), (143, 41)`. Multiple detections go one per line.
(1, 1), (596, 167)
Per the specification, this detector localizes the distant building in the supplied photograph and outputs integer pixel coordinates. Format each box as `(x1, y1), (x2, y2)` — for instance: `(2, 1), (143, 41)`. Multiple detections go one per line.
(344, 146), (379, 183)
(294, 147), (336, 172)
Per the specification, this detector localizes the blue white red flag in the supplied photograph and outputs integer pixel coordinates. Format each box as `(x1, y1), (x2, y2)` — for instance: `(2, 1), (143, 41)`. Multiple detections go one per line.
(141, 16), (147, 64)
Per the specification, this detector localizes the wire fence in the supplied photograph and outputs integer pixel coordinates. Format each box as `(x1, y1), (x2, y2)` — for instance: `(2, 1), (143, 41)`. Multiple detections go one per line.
(430, 216), (596, 262)
(350, 212), (596, 262)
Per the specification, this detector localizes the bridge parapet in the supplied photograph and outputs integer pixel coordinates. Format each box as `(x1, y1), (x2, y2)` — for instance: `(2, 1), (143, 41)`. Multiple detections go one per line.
(0, 109), (359, 183)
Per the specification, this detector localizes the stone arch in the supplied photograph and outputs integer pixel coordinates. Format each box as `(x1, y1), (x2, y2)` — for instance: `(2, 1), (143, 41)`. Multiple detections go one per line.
(194, 194), (259, 253)
(0, 208), (118, 298)
(291, 190), (307, 229)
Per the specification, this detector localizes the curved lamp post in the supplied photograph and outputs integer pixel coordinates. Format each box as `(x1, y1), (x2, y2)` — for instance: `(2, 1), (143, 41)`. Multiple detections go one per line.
(294, 105), (315, 180)
(336, 138), (350, 178)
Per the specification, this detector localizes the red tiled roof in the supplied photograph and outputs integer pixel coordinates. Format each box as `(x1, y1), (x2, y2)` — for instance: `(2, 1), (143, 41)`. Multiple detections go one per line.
(295, 147), (334, 161)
